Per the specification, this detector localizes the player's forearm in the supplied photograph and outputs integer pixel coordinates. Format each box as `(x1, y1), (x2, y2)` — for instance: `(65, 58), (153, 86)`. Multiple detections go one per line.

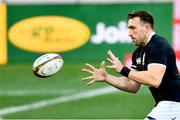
(105, 74), (140, 93)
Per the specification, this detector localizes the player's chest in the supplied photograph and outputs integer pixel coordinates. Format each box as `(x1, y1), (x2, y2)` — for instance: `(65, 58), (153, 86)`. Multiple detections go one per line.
(134, 48), (148, 71)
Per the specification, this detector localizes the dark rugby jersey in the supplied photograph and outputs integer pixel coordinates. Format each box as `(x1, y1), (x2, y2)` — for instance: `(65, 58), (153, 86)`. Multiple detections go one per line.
(131, 34), (180, 104)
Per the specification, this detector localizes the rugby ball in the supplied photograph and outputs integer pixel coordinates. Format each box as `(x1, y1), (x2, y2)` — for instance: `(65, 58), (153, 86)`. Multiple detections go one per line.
(32, 53), (63, 78)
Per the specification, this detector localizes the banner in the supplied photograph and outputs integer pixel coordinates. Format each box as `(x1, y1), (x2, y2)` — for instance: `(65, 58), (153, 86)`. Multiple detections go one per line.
(0, 2), (7, 65)
(173, 0), (180, 71)
(7, 3), (172, 63)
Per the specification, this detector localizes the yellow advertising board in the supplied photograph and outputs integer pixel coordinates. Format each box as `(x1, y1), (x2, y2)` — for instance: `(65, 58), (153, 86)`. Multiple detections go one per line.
(0, 2), (7, 65)
(8, 16), (90, 53)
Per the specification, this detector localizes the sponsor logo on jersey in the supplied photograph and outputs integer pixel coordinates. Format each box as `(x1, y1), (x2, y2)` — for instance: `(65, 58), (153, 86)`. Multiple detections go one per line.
(136, 57), (141, 65)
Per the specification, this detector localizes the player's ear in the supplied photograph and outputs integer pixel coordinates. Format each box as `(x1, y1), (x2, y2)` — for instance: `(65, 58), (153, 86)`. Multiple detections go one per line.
(145, 23), (151, 32)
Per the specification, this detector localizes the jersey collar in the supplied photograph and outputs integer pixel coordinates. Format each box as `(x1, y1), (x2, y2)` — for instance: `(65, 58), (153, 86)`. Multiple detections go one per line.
(148, 31), (155, 43)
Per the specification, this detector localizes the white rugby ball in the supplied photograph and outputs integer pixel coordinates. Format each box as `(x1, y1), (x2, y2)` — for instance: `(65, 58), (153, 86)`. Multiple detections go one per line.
(32, 53), (63, 78)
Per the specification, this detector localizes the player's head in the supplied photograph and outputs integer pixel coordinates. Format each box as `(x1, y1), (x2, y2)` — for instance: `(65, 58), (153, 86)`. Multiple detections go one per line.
(127, 10), (154, 46)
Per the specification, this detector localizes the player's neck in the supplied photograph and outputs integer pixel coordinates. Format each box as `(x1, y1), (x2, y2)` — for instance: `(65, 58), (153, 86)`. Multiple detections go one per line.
(144, 31), (155, 46)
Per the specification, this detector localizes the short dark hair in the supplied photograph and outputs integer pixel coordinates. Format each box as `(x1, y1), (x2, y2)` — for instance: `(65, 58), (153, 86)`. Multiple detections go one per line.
(128, 10), (154, 29)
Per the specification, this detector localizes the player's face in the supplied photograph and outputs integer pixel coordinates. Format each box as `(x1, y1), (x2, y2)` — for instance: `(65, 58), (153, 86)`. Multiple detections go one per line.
(128, 17), (147, 46)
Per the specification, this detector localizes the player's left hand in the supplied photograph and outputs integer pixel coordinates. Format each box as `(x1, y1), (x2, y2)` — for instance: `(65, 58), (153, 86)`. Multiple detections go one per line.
(106, 50), (123, 73)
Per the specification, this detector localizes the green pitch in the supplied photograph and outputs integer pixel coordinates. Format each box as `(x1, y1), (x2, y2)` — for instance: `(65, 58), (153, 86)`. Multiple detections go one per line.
(0, 62), (154, 119)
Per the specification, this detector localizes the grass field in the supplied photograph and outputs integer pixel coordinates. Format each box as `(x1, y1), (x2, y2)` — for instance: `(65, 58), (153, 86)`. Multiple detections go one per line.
(0, 62), (154, 119)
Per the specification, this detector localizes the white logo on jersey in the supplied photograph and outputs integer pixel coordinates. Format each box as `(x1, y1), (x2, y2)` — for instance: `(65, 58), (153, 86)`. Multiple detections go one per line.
(136, 57), (141, 65)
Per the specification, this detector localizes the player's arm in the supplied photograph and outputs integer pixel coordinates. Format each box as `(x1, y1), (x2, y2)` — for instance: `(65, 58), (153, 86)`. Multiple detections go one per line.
(105, 71), (141, 93)
(107, 50), (166, 88)
(82, 61), (141, 93)
(128, 63), (166, 88)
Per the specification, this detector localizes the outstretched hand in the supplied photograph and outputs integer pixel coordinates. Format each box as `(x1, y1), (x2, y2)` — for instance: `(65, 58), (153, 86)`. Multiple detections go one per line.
(82, 61), (107, 85)
(106, 50), (123, 73)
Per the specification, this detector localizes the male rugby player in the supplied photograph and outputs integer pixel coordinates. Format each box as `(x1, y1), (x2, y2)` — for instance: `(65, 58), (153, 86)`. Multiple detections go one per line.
(82, 11), (180, 119)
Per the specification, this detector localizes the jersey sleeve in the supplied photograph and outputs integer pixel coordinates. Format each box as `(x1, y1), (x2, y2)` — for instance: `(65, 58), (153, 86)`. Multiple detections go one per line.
(148, 43), (167, 66)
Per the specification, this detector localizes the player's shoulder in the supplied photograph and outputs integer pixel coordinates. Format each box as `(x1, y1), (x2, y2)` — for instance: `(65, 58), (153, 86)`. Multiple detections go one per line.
(148, 34), (174, 56)
(149, 34), (171, 49)
(151, 34), (168, 45)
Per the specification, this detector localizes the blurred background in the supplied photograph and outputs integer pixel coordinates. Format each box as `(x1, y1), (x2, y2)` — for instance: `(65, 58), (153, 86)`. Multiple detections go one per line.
(0, 0), (179, 119)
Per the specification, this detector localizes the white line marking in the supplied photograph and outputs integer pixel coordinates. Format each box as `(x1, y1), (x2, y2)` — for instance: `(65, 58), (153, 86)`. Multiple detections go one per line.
(0, 89), (74, 96)
(0, 87), (118, 116)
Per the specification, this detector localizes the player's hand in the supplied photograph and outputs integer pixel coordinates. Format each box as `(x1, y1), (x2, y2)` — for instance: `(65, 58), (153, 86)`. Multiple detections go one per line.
(106, 50), (123, 73)
(82, 61), (107, 85)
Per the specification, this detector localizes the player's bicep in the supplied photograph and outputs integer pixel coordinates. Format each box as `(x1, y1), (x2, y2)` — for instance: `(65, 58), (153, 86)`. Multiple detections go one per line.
(148, 63), (166, 82)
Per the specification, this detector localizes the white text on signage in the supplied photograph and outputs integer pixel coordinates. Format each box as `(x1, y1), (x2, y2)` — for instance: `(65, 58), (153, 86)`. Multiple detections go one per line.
(91, 21), (132, 44)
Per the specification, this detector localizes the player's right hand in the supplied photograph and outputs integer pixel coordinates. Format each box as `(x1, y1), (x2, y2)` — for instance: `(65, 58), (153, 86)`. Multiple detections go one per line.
(82, 61), (107, 85)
